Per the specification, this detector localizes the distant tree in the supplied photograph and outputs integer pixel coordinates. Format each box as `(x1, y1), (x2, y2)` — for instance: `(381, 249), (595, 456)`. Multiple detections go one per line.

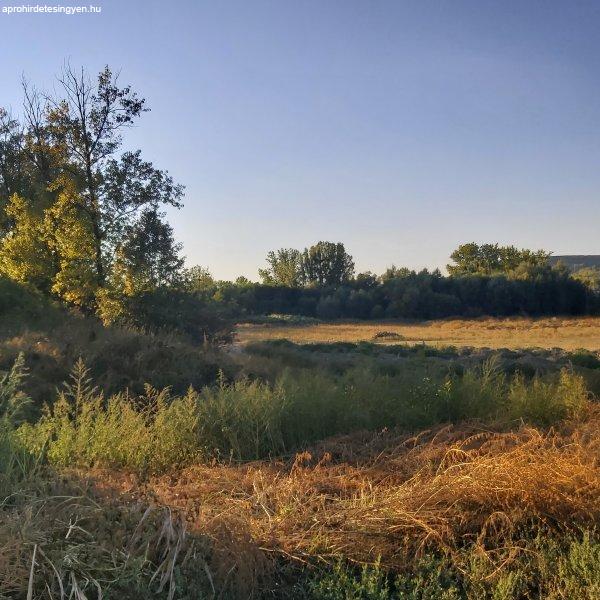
(300, 241), (354, 287)
(447, 242), (550, 276)
(235, 275), (253, 286)
(353, 271), (378, 290)
(447, 243), (482, 275)
(259, 248), (302, 286)
(184, 265), (215, 291)
(572, 267), (600, 293)
(380, 265), (412, 282)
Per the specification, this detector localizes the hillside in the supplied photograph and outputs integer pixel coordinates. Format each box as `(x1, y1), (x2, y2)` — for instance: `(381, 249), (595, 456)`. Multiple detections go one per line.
(549, 255), (600, 271)
(0, 278), (231, 410)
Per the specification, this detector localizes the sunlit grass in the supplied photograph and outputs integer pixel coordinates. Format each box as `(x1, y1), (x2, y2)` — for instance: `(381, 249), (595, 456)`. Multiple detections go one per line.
(236, 316), (600, 350)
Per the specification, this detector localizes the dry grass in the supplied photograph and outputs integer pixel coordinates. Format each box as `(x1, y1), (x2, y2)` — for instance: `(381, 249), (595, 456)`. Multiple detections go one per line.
(86, 409), (600, 593)
(236, 316), (600, 350)
(4, 410), (598, 597)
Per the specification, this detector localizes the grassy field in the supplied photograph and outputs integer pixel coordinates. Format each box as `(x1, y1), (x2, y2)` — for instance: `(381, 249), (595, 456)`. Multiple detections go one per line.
(236, 316), (600, 350)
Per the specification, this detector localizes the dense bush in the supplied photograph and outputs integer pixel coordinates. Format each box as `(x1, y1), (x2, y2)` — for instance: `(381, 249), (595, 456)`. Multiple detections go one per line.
(0, 277), (238, 413)
(100, 286), (234, 343)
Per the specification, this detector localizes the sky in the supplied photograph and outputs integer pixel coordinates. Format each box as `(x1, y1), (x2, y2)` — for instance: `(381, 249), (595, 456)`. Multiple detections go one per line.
(1, 0), (599, 280)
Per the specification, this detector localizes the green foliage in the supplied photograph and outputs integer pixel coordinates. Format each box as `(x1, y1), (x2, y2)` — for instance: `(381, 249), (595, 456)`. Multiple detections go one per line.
(0, 277), (57, 325)
(300, 241), (355, 287)
(183, 265), (215, 291)
(394, 555), (461, 599)
(20, 355), (592, 474)
(305, 531), (600, 600)
(0, 282), (231, 411)
(0, 65), (185, 317)
(0, 352), (30, 426)
(197, 374), (287, 460)
(558, 531), (600, 599)
(0, 354), (42, 495)
(0, 193), (55, 292)
(570, 349), (600, 369)
(98, 286), (234, 343)
(572, 267), (600, 293)
(207, 263), (594, 320)
(441, 358), (587, 425)
(113, 208), (184, 292)
(259, 242), (355, 288)
(447, 242), (550, 276)
(259, 248), (303, 286)
(309, 561), (392, 599)
(21, 359), (202, 473)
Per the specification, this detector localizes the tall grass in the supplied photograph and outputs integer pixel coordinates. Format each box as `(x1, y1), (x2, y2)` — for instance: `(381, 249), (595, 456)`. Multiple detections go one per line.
(0, 353), (43, 495)
(19, 357), (592, 474)
(0, 357), (216, 599)
(441, 356), (589, 424)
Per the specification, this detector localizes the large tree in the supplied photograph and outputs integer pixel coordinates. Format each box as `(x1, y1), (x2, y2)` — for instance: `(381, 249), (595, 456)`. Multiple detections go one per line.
(300, 241), (354, 287)
(44, 65), (183, 285)
(0, 65), (184, 310)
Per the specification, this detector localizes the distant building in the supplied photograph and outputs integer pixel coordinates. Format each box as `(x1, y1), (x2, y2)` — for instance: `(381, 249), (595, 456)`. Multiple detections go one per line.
(548, 255), (600, 271)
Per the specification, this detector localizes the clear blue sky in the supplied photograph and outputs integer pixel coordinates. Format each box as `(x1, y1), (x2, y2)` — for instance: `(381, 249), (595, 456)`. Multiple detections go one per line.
(1, 0), (599, 279)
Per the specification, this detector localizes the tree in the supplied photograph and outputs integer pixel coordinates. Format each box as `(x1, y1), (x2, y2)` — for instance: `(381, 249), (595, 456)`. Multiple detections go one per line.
(115, 208), (184, 292)
(572, 267), (600, 293)
(0, 193), (55, 291)
(0, 65), (184, 313)
(259, 248), (302, 286)
(0, 109), (25, 214)
(97, 209), (184, 323)
(380, 265), (412, 282)
(300, 241), (354, 287)
(184, 265), (215, 292)
(46, 177), (98, 307)
(447, 242), (550, 276)
(44, 65), (183, 290)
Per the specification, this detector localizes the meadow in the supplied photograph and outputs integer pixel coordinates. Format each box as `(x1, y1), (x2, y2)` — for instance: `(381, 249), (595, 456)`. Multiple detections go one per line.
(236, 316), (600, 350)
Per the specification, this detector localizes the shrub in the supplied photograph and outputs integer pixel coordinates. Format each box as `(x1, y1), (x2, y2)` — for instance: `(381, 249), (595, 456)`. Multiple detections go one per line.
(0, 354), (42, 495)
(197, 374), (287, 460)
(21, 360), (204, 473)
(309, 560), (392, 599)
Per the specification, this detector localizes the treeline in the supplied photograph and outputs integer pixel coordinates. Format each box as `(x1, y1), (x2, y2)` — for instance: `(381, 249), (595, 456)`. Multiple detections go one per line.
(190, 250), (598, 320)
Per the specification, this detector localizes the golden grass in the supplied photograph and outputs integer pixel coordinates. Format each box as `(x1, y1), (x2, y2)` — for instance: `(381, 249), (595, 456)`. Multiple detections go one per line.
(89, 409), (600, 592)
(236, 316), (600, 350)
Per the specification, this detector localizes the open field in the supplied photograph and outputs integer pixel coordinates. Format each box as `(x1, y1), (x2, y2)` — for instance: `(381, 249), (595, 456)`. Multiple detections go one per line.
(236, 316), (600, 350)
